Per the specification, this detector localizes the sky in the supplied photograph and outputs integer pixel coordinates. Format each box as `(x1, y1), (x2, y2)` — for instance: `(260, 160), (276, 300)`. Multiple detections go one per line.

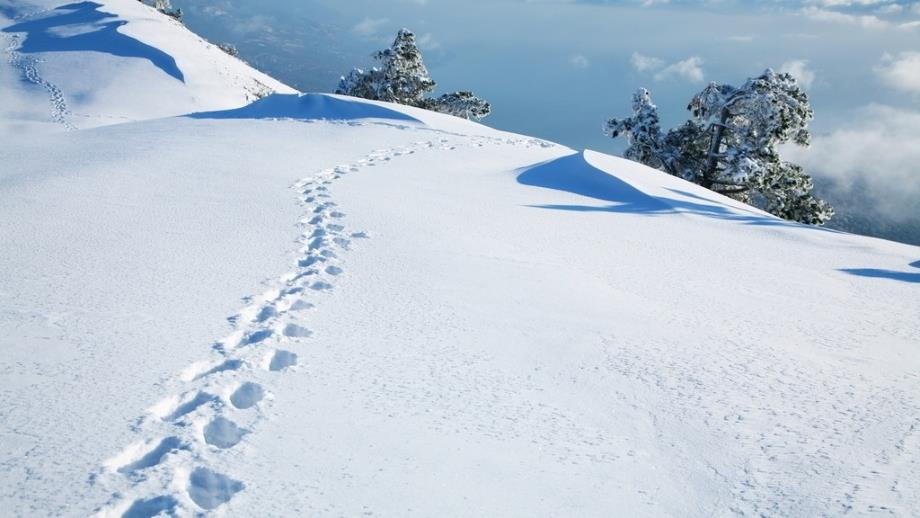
(173, 0), (920, 242)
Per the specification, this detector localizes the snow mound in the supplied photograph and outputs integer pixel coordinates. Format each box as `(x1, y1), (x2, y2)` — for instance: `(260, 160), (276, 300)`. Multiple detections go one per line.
(189, 93), (422, 124)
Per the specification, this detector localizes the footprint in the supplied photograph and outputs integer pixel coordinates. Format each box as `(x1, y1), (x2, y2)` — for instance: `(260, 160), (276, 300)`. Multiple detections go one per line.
(203, 417), (247, 449)
(324, 265), (343, 276)
(187, 468), (244, 510)
(310, 281), (333, 291)
(329, 211), (346, 219)
(350, 231), (369, 239)
(307, 237), (326, 250)
(117, 437), (185, 475)
(268, 350), (298, 372)
(298, 255), (323, 268)
(255, 306), (277, 323)
(288, 300), (314, 312)
(121, 495), (179, 518)
(162, 392), (217, 422)
(282, 323), (312, 338)
(243, 329), (272, 346)
(230, 382), (264, 410)
(183, 359), (243, 382)
(333, 237), (351, 249)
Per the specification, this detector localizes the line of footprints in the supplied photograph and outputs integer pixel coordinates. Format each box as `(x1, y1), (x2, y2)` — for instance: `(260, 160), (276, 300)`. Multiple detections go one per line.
(95, 132), (553, 517)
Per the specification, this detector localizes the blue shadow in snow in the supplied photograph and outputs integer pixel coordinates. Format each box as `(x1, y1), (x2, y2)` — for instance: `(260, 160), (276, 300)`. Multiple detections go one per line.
(3, 1), (184, 82)
(516, 152), (794, 227)
(841, 260), (920, 284)
(187, 93), (421, 123)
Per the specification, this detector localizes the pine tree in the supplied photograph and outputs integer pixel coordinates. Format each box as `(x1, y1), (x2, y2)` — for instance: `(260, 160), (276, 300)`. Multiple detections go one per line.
(604, 88), (665, 170)
(605, 70), (833, 225)
(336, 29), (435, 105)
(337, 29), (491, 120)
(426, 91), (491, 120)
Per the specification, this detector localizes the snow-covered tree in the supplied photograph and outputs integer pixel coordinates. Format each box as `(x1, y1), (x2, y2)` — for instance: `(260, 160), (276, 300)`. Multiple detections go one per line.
(604, 69), (833, 225)
(424, 91), (491, 120)
(217, 43), (239, 58)
(337, 29), (491, 120)
(143, 0), (182, 20)
(604, 88), (665, 170)
(336, 29), (435, 105)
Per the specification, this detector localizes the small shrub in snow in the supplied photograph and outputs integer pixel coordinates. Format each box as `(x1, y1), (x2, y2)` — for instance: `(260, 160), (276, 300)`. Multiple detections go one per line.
(605, 69), (833, 225)
(337, 29), (491, 120)
(140, 0), (182, 21)
(217, 43), (239, 58)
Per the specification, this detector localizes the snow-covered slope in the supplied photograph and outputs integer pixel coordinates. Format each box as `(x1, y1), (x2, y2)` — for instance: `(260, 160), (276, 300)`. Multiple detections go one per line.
(1, 2), (919, 517)
(0, 0), (295, 134)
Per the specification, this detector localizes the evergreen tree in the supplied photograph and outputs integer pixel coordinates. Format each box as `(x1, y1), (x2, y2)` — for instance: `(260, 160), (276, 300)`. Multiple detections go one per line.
(337, 29), (491, 120)
(604, 88), (665, 170)
(605, 70), (833, 225)
(336, 29), (435, 105)
(426, 91), (491, 120)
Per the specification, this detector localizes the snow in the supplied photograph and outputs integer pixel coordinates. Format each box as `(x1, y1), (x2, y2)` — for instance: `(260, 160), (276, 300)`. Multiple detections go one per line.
(0, 0), (294, 134)
(1, 1), (919, 517)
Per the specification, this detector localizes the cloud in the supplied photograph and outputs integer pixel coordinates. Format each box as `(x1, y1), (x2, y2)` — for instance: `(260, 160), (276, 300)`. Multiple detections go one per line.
(780, 59), (816, 89)
(654, 56), (705, 82)
(630, 52), (664, 72)
(800, 6), (889, 28)
(727, 35), (755, 42)
(800, 5), (920, 29)
(569, 54), (591, 68)
(630, 52), (704, 82)
(783, 104), (920, 221)
(352, 17), (390, 37)
(876, 52), (920, 93)
(417, 32), (441, 50)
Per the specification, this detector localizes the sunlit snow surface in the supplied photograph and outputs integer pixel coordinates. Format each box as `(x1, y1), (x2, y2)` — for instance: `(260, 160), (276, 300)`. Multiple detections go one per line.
(1, 1), (919, 516)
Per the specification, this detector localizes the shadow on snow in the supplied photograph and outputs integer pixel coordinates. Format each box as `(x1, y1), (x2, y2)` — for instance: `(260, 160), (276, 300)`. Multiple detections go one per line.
(840, 260), (920, 284)
(3, 1), (184, 82)
(187, 93), (421, 123)
(516, 151), (807, 228)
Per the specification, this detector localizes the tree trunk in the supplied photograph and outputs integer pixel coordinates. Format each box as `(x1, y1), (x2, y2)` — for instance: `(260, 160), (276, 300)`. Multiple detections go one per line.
(701, 107), (728, 189)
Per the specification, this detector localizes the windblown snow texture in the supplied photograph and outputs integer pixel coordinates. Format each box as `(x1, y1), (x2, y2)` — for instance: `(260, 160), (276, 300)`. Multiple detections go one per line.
(0, 1), (918, 517)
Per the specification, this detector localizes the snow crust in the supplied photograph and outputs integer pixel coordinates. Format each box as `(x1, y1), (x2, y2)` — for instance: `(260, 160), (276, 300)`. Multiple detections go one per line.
(1, 1), (919, 516)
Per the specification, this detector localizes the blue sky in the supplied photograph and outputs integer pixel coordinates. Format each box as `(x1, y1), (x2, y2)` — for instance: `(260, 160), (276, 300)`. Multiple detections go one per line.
(176, 0), (919, 234)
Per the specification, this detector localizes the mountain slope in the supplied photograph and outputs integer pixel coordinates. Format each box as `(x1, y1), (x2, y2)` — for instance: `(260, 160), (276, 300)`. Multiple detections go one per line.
(0, 0), (295, 133)
(1, 2), (919, 517)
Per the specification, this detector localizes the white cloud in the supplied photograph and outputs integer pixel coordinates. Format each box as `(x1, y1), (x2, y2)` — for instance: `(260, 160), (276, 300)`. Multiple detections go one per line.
(801, 6), (889, 28)
(352, 17), (390, 37)
(654, 56), (705, 83)
(569, 54), (591, 68)
(630, 52), (664, 72)
(876, 52), (920, 93)
(417, 32), (440, 50)
(727, 35), (755, 42)
(780, 59), (816, 89)
(876, 3), (903, 13)
(783, 104), (920, 221)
